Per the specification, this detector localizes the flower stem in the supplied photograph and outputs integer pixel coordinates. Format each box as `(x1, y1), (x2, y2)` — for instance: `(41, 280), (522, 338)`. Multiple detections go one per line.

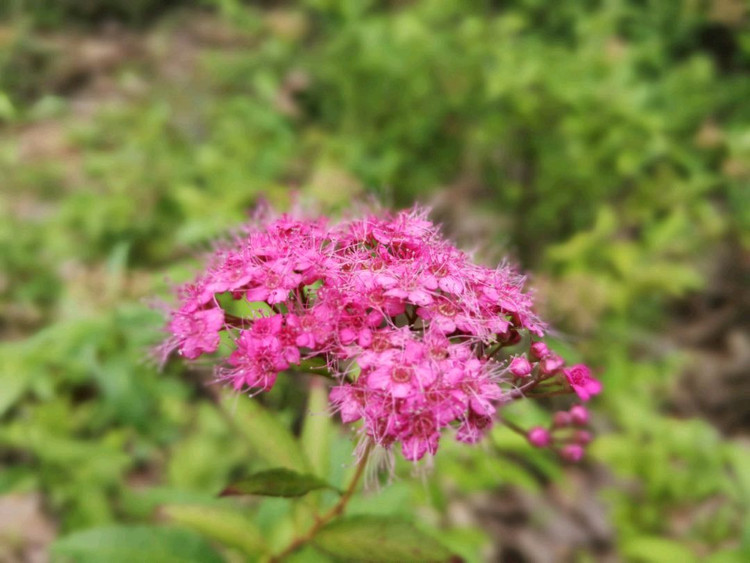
(500, 417), (528, 437)
(508, 378), (541, 399)
(270, 441), (374, 561)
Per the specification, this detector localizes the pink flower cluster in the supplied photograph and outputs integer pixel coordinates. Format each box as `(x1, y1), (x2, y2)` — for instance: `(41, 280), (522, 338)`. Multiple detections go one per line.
(161, 207), (601, 461)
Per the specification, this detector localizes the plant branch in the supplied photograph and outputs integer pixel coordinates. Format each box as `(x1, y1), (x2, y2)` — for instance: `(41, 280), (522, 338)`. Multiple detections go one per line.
(508, 377), (541, 399)
(500, 417), (528, 437)
(270, 441), (374, 561)
(223, 313), (251, 327)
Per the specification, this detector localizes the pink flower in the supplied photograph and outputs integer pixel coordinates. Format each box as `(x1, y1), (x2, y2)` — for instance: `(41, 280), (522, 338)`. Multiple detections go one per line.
(204, 251), (257, 295)
(336, 302), (383, 347)
(422, 247), (467, 295)
(168, 307), (225, 359)
(329, 385), (368, 423)
(399, 410), (440, 461)
(216, 315), (302, 392)
(381, 269), (435, 306)
(416, 297), (461, 334)
(563, 364), (602, 401)
(366, 345), (436, 399)
(444, 359), (502, 417)
(456, 412), (493, 444)
(286, 305), (335, 349)
(220, 332), (287, 392)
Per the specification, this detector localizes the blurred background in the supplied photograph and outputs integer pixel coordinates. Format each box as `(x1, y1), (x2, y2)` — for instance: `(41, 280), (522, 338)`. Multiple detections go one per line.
(1, 0), (748, 561)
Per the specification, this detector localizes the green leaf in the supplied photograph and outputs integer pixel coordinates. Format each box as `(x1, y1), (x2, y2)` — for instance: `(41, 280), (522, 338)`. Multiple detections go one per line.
(706, 548), (748, 563)
(223, 394), (310, 472)
(0, 92), (14, 121)
(301, 379), (333, 477)
(221, 468), (340, 498)
(312, 515), (455, 562)
(163, 504), (268, 556)
(51, 525), (224, 563)
(623, 536), (698, 563)
(0, 358), (28, 417)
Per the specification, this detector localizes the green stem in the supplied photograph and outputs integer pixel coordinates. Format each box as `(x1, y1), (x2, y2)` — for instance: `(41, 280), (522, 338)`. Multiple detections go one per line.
(500, 417), (528, 438)
(524, 390), (570, 398)
(270, 441), (374, 561)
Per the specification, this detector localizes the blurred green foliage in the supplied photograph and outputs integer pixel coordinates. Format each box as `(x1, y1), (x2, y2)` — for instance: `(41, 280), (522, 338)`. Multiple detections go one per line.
(0, 0), (199, 28)
(1, 0), (748, 561)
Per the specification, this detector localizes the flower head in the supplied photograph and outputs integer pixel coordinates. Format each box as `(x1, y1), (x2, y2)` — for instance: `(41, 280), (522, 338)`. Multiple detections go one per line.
(161, 205), (600, 462)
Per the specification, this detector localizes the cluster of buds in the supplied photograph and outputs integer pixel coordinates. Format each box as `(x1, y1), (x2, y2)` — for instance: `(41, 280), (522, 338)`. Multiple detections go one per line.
(161, 206), (601, 461)
(527, 405), (594, 461)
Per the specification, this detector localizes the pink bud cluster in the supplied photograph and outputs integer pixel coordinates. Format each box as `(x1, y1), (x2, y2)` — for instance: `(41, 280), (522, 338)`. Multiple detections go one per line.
(161, 206), (601, 461)
(527, 406), (593, 461)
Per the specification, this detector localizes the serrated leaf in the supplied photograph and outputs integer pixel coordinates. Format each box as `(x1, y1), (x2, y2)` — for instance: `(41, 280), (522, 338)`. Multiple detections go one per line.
(164, 504), (268, 556)
(312, 515), (455, 562)
(221, 468), (339, 498)
(51, 525), (224, 563)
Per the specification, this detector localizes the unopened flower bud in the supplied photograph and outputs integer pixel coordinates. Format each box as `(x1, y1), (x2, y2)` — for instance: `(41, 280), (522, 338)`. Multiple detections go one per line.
(509, 356), (533, 377)
(540, 354), (564, 374)
(553, 411), (572, 427)
(560, 444), (584, 462)
(528, 427), (551, 448)
(530, 341), (550, 359)
(569, 405), (589, 425)
(574, 430), (592, 445)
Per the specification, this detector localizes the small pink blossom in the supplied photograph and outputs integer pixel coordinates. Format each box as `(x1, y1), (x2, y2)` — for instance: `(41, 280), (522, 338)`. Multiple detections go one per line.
(399, 411), (440, 461)
(245, 261), (301, 304)
(563, 364), (602, 402)
(456, 412), (493, 444)
(220, 330), (292, 392)
(366, 346), (436, 398)
(168, 307), (225, 360)
(329, 385), (368, 423)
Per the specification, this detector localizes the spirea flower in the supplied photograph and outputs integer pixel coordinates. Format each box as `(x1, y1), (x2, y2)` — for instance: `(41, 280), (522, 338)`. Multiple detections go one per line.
(160, 205), (601, 461)
(563, 364), (603, 402)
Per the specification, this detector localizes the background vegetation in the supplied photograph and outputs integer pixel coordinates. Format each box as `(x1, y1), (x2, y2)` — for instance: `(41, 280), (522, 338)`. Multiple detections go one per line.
(1, 0), (748, 561)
